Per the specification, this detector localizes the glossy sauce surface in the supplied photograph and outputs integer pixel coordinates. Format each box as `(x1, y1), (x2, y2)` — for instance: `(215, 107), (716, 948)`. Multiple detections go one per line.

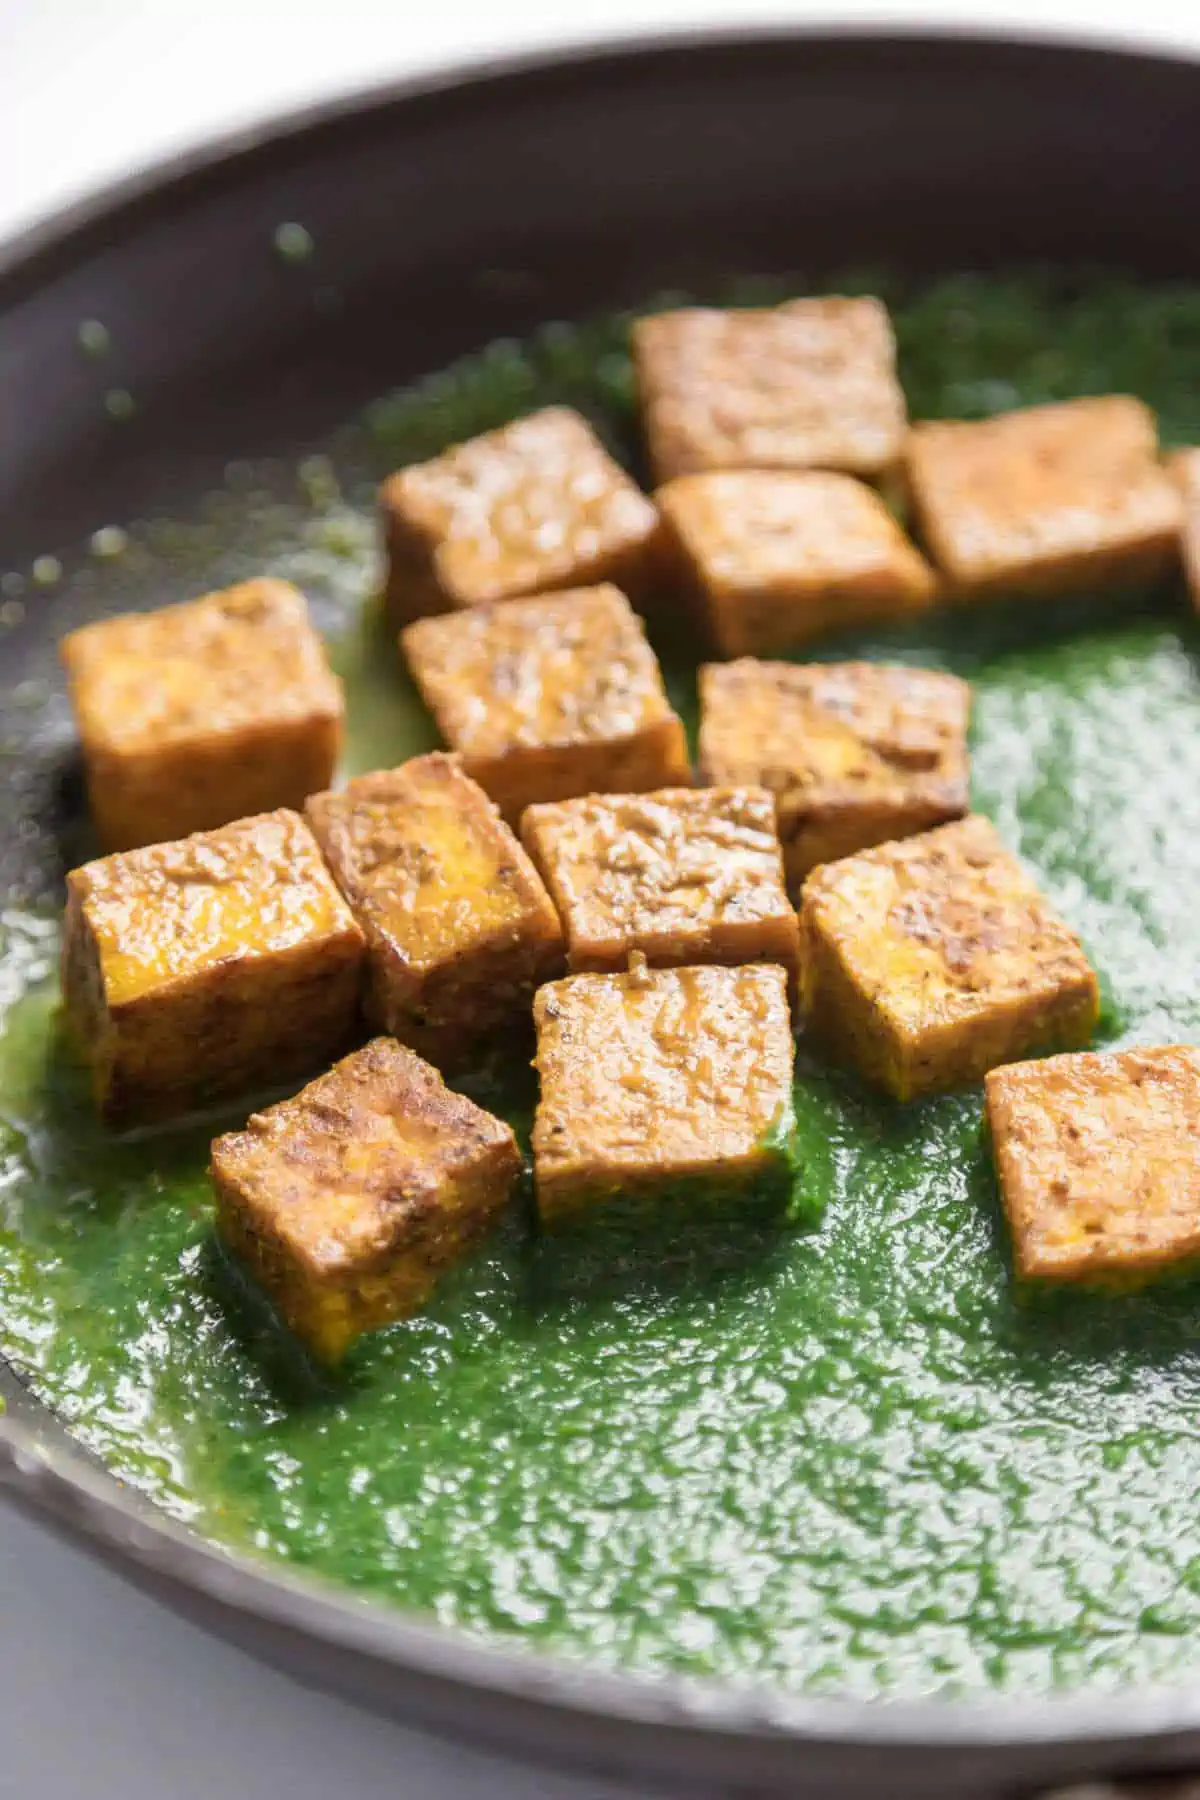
(4, 275), (1200, 1697)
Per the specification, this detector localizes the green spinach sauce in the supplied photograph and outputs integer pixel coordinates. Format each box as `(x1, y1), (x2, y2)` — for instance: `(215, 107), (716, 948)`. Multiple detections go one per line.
(5, 273), (1200, 1698)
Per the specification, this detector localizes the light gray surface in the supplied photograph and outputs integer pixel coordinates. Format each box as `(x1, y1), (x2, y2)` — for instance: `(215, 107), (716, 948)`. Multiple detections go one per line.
(0, 1503), (651, 1799)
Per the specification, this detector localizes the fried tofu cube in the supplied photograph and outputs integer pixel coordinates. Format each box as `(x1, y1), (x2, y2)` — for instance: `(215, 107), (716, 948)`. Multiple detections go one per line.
(62, 809), (365, 1126)
(1166, 447), (1200, 609)
(799, 815), (1099, 1100)
(632, 298), (907, 484)
(986, 1047), (1200, 1284)
(306, 753), (562, 1065)
(905, 397), (1182, 601)
(521, 786), (799, 978)
(699, 659), (971, 893)
(60, 578), (343, 851)
(531, 963), (796, 1227)
(379, 405), (662, 627)
(401, 585), (691, 822)
(657, 470), (936, 657)
(211, 1037), (521, 1360)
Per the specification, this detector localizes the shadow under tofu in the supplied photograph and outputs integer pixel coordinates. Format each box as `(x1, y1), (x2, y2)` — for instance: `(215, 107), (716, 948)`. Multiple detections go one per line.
(523, 1186), (806, 1320)
(196, 1232), (356, 1410)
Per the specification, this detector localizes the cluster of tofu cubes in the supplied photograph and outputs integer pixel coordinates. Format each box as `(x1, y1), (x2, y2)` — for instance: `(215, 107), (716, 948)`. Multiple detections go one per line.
(57, 294), (1200, 1360)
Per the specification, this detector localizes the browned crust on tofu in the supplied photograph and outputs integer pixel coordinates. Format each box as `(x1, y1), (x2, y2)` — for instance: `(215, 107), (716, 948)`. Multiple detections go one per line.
(306, 753), (562, 1065)
(1166, 446), (1200, 610)
(59, 578), (343, 851)
(521, 786), (799, 980)
(61, 809), (365, 1126)
(698, 659), (971, 892)
(211, 1037), (521, 1360)
(632, 298), (907, 484)
(379, 405), (663, 628)
(531, 963), (794, 1222)
(401, 585), (691, 822)
(986, 1046), (1200, 1283)
(657, 470), (936, 658)
(905, 398), (1183, 602)
(799, 815), (1099, 1100)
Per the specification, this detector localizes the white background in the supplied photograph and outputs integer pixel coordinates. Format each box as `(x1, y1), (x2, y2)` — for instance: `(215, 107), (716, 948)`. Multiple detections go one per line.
(3, 4), (1199, 1798)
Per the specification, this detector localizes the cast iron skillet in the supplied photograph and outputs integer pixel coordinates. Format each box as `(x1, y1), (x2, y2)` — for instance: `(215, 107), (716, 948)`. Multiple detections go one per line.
(3, 28), (1200, 1798)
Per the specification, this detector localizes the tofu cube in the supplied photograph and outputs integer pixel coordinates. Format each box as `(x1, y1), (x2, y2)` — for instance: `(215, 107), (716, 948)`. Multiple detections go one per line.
(986, 1047), (1200, 1284)
(657, 470), (936, 658)
(306, 753), (562, 1066)
(905, 397), (1183, 601)
(799, 815), (1099, 1100)
(60, 578), (343, 851)
(62, 810), (365, 1126)
(699, 659), (971, 892)
(632, 297), (907, 484)
(521, 786), (799, 978)
(211, 1037), (522, 1360)
(401, 585), (691, 823)
(1167, 446), (1200, 609)
(532, 963), (796, 1227)
(379, 405), (662, 627)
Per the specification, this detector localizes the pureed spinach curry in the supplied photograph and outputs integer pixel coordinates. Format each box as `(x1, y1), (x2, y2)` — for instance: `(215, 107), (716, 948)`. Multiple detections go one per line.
(4, 273), (1200, 1698)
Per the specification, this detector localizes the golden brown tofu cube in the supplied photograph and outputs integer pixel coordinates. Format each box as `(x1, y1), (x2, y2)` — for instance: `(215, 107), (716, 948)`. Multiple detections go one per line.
(905, 397), (1182, 601)
(1166, 447), (1200, 609)
(379, 405), (662, 628)
(401, 585), (691, 823)
(657, 470), (936, 658)
(211, 1037), (522, 1360)
(532, 963), (796, 1226)
(306, 753), (562, 1066)
(986, 1047), (1200, 1284)
(60, 578), (343, 851)
(632, 298), (907, 484)
(799, 815), (1099, 1101)
(521, 786), (799, 979)
(62, 809), (365, 1126)
(699, 659), (971, 893)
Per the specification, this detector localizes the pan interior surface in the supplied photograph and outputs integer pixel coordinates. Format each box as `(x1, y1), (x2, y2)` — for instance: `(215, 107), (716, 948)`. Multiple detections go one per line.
(5, 270), (1200, 1701)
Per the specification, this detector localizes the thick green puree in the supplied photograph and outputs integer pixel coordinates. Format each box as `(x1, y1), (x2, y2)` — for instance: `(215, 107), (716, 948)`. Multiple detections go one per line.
(5, 274), (1200, 1698)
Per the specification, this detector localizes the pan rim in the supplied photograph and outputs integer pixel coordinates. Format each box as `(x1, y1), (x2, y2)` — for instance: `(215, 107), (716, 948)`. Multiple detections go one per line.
(5, 18), (1200, 1759)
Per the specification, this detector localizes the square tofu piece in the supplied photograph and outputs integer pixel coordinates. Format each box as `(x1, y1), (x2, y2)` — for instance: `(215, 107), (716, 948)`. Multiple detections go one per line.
(532, 964), (796, 1226)
(379, 405), (662, 627)
(306, 753), (562, 1065)
(1166, 447), (1200, 609)
(62, 809), (365, 1126)
(60, 578), (343, 851)
(632, 298), (907, 484)
(211, 1037), (522, 1360)
(905, 397), (1183, 601)
(401, 585), (691, 822)
(799, 815), (1099, 1100)
(657, 470), (936, 657)
(986, 1047), (1200, 1284)
(521, 786), (799, 978)
(699, 659), (971, 892)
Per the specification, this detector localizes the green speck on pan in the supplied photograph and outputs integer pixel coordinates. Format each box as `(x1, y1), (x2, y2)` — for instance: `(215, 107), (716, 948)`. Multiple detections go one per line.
(273, 222), (314, 264)
(104, 388), (136, 422)
(77, 319), (111, 359)
(5, 271), (1200, 1700)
